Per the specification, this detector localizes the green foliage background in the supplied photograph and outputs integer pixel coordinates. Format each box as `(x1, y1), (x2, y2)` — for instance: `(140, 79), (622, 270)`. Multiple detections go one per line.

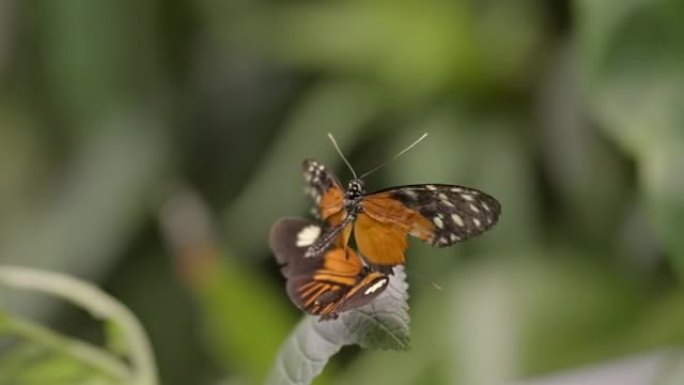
(1, 0), (684, 384)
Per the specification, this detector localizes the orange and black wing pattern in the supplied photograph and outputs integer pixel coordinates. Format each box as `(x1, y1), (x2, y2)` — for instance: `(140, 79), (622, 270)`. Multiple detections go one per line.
(356, 184), (501, 266)
(302, 159), (345, 224)
(269, 217), (389, 320)
(364, 184), (501, 246)
(355, 184), (501, 266)
(302, 159), (352, 258)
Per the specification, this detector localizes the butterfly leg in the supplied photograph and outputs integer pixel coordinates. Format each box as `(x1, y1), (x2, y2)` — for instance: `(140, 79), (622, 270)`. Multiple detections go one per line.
(304, 216), (353, 258)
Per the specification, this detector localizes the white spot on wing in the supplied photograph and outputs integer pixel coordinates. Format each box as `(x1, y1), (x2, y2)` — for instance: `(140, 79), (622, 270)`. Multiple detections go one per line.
(451, 213), (465, 227)
(450, 233), (460, 242)
(482, 202), (491, 212)
(426, 185), (437, 191)
(461, 194), (475, 202)
(364, 278), (388, 295)
(450, 187), (464, 193)
(473, 218), (482, 228)
(296, 225), (321, 248)
(403, 189), (418, 199)
(438, 193), (455, 207)
(469, 203), (480, 213)
(433, 216), (444, 229)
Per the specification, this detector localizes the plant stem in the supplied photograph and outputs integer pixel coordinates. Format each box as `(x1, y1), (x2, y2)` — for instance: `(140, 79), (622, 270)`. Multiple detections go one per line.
(0, 315), (130, 381)
(0, 265), (159, 385)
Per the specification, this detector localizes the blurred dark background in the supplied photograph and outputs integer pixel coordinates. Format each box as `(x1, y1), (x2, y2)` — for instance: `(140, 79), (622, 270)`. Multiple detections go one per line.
(1, 0), (684, 384)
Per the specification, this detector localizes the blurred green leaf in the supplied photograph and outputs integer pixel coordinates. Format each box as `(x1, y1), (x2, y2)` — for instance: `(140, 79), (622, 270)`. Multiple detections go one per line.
(35, 0), (160, 126)
(193, 255), (295, 384)
(0, 0), (17, 74)
(641, 148), (684, 276)
(538, 43), (629, 249)
(0, 266), (156, 385)
(0, 125), (168, 319)
(332, 252), (675, 385)
(0, 321), (123, 385)
(266, 267), (409, 385)
(577, 0), (684, 152)
(104, 321), (128, 358)
(273, 2), (472, 96)
(160, 189), (296, 384)
(0, 352), (111, 385)
(657, 351), (684, 385)
(266, 1), (542, 96)
(631, 291), (684, 348)
(577, 0), (684, 276)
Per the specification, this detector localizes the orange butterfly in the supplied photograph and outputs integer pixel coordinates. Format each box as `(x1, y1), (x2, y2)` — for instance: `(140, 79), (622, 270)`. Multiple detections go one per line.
(303, 134), (501, 267)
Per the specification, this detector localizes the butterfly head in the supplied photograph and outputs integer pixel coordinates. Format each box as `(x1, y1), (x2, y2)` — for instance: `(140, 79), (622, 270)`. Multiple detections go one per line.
(345, 179), (365, 208)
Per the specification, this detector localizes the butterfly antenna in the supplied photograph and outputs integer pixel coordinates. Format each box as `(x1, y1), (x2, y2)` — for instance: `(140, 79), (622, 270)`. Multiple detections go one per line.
(359, 133), (428, 179)
(327, 133), (358, 179)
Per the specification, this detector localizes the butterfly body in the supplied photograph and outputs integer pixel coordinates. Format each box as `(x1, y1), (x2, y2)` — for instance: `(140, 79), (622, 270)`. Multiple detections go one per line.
(304, 177), (365, 258)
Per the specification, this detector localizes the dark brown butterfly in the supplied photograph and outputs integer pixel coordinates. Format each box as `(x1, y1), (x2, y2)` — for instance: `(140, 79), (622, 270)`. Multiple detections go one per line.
(269, 217), (390, 320)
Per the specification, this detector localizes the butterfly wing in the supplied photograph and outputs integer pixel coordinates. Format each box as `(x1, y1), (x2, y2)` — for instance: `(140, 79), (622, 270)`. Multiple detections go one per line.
(302, 159), (345, 222)
(301, 159), (352, 259)
(353, 212), (410, 266)
(299, 248), (389, 319)
(269, 217), (389, 320)
(357, 184), (501, 265)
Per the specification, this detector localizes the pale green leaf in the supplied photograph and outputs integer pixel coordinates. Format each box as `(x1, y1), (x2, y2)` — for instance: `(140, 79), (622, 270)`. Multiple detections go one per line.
(266, 267), (409, 385)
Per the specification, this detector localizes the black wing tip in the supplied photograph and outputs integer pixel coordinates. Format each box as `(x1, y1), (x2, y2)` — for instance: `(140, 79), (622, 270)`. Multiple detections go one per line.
(473, 188), (502, 220)
(487, 194), (503, 215)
